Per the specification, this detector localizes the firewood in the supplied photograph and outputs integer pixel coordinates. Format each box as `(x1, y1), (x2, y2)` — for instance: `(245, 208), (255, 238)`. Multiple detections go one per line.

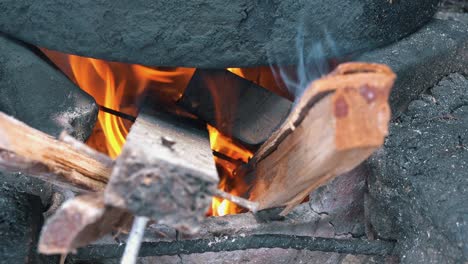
(0, 112), (111, 191)
(0, 112), (255, 209)
(38, 192), (132, 255)
(104, 103), (219, 233)
(240, 63), (396, 214)
(178, 69), (292, 145)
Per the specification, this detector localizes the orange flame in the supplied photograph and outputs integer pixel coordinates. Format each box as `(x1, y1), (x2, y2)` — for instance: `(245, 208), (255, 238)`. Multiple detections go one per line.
(207, 125), (252, 216)
(43, 50), (263, 216)
(210, 157), (241, 216)
(207, 125), (252, 163)
(41, 48), (194, 158)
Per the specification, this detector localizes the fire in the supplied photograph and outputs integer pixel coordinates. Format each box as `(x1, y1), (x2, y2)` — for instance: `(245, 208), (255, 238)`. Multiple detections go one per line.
(207, 125), (252, 162)
(226, 68), (245, 78)
(211, 197), (234, 216)
(42, 50), (262, 217)
(207, 125), (253, 216)
(41, 48), (194, 158)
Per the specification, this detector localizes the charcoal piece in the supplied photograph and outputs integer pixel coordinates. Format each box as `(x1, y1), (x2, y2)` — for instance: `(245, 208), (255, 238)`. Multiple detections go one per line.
(0, 34), (98, 141)
(367, 73), (468, 263)
(0, 0), (438, 67)
(353, 18), (468, 117)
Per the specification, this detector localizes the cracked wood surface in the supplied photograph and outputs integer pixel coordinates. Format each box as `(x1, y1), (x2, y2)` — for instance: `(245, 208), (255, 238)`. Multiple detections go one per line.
(105, 103), (218, 233)
(0, 112), (111, 191)
(241, 63), (396, 214)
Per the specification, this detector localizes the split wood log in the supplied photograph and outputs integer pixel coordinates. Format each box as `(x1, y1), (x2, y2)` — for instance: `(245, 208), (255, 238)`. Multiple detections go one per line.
(38, 192), (133, 255)
(178, 69), (292, 145)
(0, 112), (111, 192)
(104, 104), (219, 233)
(239, 62), (396, 215)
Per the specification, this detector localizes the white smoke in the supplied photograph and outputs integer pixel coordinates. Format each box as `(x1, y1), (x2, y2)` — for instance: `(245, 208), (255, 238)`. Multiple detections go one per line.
(269, 24), (339, 100)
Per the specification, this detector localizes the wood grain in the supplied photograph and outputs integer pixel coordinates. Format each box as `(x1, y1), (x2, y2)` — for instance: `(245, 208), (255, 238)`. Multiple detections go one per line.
(0, 112), (111, 191)
(39, 193), (132, 254)
(105, 103), (219, 233)
(243, 63), (396, 214)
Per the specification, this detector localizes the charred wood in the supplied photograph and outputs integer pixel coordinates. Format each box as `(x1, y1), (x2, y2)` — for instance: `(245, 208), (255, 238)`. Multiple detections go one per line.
(178, 69), (292, 145)
(104, 104), (219, 233)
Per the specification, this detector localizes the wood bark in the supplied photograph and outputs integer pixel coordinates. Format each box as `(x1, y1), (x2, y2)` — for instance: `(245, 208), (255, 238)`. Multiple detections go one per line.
(0, 112), (111, 192)
(178, 69), (292, 145)
(38, 193), (132, 255)
(240, 63), (396, 214)
(105, 103), (219, 233)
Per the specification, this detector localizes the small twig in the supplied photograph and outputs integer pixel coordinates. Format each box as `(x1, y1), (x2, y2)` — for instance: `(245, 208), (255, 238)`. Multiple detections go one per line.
(212, 189), (259, 213)
(99, 105), (137, 122)
(121, 216), (149, 264)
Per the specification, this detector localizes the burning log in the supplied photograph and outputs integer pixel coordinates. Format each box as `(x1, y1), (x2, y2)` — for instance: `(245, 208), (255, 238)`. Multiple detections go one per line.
(241, 63), (396, 214)
(38, 192), (132, 255)
(104, 104), (220, 233)
(178, 69), (292, 145)
(0, 112), (111, 192)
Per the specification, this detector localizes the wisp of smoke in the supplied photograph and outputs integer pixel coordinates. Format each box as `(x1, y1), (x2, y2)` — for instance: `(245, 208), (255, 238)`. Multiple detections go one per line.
(268, 23), (339, 101)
